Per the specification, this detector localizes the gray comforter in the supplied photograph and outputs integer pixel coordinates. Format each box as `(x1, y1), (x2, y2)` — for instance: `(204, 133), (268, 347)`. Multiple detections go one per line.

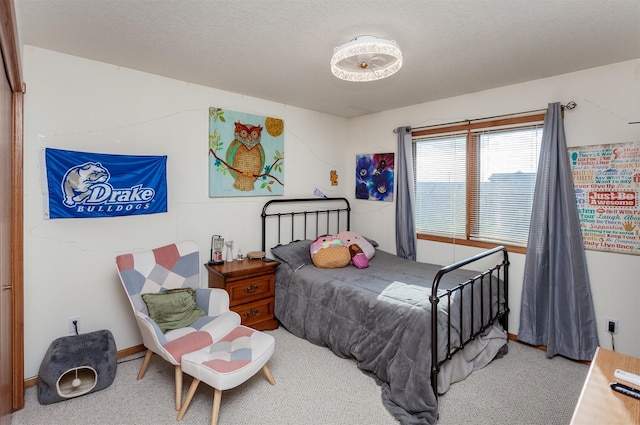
(271, 242), (507, 425)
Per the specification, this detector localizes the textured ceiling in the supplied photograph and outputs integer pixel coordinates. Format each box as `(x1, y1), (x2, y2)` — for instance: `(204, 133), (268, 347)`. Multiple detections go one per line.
(15, 0), (640, 118)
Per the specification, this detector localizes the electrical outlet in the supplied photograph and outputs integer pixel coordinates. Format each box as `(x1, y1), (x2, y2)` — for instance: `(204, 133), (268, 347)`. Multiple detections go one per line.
(606, 317), (618, 335)
(68, 316), (81, 335)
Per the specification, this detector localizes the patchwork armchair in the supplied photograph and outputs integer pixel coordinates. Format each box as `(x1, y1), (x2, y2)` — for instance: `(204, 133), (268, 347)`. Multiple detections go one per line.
(115, 240), (241, 410)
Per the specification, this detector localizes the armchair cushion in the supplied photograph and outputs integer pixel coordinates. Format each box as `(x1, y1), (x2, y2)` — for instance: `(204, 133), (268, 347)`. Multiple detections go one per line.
(142, 288), (205, 333)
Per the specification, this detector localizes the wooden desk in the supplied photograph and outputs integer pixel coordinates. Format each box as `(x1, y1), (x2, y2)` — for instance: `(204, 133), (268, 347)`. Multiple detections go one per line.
(570, 347), (640, 425)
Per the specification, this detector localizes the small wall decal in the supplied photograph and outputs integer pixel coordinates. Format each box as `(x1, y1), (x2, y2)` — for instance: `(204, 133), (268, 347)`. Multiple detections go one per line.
(330, 170), (338, 186)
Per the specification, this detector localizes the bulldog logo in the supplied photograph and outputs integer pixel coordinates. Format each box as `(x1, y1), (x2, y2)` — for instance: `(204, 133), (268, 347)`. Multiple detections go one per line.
(61, 162), (110, 207)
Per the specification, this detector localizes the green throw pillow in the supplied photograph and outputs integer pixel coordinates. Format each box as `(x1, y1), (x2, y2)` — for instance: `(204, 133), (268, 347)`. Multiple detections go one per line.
(141, 288), (205, 333)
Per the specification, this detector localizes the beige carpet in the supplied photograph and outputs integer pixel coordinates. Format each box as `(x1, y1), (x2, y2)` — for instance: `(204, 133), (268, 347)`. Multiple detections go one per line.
(12, 327), (588, 425)
(437, 339), (588, 424)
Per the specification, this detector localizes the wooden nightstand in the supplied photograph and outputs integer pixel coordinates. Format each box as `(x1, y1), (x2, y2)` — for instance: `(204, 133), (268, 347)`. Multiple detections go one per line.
(205, 258), (279, 331)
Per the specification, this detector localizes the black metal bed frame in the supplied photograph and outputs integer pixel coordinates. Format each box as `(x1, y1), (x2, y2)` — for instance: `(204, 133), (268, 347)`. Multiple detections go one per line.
(430, 246), (510, 397)
(261, 197), (351, 251)
(261, 197), (510, 398)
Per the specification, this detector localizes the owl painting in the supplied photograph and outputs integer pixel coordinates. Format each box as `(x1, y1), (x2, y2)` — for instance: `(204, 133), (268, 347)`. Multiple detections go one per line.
(209, 107), (284, 198)
(226, 121), (265, 191)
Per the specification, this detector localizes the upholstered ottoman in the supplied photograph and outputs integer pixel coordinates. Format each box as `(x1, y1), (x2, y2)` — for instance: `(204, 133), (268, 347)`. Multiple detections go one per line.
(177, 325), (276, 425)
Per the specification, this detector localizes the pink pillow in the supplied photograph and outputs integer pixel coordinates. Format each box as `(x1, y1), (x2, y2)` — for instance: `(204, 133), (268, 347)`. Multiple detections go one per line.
(337, 231), (375, 260)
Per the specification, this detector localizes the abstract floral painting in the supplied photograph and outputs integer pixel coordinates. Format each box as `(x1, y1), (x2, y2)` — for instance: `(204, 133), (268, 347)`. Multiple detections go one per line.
(209, 107), (284, 197)
(355, 153), (394, 201)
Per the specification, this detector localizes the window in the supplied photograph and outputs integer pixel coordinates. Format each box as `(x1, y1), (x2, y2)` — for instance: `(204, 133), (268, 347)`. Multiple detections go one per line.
(413, 114), (544, 253)
(415, 134), (467, 237)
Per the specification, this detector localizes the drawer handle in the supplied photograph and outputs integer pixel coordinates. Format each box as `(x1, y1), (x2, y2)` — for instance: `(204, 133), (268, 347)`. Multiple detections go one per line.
(244, 285), (259, 293)
(244, 309), (260, 318)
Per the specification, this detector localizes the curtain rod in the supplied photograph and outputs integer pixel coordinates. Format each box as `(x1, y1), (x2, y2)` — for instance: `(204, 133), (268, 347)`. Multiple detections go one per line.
(393, 101), (577, 133)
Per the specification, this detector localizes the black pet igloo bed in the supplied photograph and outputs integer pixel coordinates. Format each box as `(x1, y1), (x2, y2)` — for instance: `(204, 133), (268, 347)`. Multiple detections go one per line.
(37, 329), (117, 405)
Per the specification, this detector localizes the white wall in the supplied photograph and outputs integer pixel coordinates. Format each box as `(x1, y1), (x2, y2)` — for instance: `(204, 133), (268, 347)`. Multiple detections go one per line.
(347, 59), (640, 358)
(22, 46), (640, 379)
(22, 46), (349, 378)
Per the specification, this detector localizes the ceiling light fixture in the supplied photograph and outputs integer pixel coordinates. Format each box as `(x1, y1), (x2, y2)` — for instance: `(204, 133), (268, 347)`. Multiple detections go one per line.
(331, 36), (403, 82)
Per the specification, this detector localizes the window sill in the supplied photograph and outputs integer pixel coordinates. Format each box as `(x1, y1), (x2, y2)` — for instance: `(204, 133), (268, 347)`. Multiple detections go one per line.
(417, 233), (527, 255)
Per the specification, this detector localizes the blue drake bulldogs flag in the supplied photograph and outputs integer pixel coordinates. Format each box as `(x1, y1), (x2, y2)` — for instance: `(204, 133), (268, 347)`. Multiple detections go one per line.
(42, 148), (167, 219)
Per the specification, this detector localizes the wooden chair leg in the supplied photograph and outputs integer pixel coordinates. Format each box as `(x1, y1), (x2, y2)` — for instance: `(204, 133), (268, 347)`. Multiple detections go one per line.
(177, 378), (200, 421)
(211, 388), (223, 425)
(175, 365), (183, 411)
(262, 364), (276, 386)
(137, 349), (153, 380)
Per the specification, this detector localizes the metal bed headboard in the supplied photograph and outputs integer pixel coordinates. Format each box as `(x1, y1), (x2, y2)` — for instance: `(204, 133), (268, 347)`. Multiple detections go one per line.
(261, 197), (351, 252)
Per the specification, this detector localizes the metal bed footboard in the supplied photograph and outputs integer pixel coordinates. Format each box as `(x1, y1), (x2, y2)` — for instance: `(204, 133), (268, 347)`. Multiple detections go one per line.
(429, 245), (510, 397)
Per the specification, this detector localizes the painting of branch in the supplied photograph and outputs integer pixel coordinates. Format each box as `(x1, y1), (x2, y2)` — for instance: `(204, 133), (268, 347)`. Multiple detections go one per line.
(209, 107), (284, 197)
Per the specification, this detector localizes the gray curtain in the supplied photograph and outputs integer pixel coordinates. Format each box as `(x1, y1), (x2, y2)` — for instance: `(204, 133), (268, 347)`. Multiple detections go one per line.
(518, 102), (599, 361)
(395, 126), (416, 260)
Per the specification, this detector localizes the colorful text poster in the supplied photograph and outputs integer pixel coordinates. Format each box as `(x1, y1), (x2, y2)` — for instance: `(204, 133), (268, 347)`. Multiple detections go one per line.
(568, 142), (640, 255)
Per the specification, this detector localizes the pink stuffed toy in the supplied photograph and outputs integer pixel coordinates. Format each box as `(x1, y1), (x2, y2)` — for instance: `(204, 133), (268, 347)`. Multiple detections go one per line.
(310, 234), (351, 268)
(349, 244), (369, 269)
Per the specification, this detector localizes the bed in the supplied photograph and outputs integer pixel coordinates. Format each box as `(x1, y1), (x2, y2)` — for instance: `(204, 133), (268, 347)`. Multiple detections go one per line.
(261, 197), (510, 425)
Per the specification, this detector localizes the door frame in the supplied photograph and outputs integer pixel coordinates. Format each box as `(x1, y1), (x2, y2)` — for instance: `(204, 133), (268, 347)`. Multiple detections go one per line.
(0, 0), (25, 413)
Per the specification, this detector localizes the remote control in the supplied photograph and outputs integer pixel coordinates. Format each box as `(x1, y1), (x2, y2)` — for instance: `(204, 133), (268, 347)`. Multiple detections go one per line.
(614, 369), (640, 387)
(610, 382), (640, 400)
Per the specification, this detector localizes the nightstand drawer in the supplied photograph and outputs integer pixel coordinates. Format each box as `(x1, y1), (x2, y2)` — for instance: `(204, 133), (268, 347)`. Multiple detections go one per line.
(226, 274), (275, 306)
(233, 298), (275, 328)
(205, 259), (279, 331)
